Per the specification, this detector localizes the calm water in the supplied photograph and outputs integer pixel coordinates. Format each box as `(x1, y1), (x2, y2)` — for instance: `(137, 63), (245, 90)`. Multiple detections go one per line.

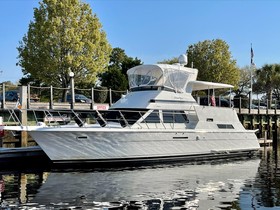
(0, 148), (280, 210)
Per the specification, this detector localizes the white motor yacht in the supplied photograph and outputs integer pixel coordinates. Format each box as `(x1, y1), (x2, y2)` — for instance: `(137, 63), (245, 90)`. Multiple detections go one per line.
(3, 55), (260, 165)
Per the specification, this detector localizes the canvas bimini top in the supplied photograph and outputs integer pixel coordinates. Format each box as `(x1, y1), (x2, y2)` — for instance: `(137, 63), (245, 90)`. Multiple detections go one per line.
(127, 64), (198, 93)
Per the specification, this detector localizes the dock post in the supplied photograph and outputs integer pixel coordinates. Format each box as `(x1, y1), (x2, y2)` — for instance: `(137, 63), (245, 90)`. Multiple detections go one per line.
(264, 131), (267, 145)
(109, 88), (112, 106)
(49, 85), (53, 110)
(0, 117), (3, 147)
(19, 86), (28, 147)
(273, 117), (279, 150)
(27, 84), (30, 109)
(238, 97), (241, 114)
(91, 87), (95, 110)
(1, 83), (5, 109)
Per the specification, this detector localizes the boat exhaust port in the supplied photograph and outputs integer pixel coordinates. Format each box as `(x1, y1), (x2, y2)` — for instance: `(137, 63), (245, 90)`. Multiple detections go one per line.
(76, 136), (88, 140)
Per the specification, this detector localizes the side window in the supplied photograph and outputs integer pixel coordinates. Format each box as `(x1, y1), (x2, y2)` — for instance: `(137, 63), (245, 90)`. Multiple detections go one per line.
(163, 111), (188, 123)
(144, 111), (160, 123)
(163, 112), (173, 123)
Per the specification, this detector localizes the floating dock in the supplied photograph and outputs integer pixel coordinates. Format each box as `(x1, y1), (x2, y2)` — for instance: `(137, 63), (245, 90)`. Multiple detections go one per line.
(0, 146), (50, 170)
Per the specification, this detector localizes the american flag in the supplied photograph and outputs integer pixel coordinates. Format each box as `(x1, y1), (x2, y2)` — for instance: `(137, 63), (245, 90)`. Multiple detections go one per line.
(251, 44), (254, 65)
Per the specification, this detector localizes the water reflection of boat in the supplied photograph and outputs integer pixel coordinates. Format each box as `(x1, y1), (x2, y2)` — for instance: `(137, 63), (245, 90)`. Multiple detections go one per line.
(4, 55), (260, 165)
(32, 159), (260, 209)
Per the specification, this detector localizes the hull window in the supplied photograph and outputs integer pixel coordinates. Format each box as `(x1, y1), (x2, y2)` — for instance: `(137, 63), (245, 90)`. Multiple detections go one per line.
(217, 124), (234, 129)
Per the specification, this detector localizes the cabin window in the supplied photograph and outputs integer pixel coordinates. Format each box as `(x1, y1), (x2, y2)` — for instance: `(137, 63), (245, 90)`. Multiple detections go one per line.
(145, 111), (160, 123)
(206, 118), (213, 122)
(217, 124), (234, 129)
(129, 74), (158, 87)
(163, 111), (188, 123)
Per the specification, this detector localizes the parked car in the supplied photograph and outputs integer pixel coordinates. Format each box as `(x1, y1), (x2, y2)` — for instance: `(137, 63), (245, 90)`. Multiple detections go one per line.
(0, 90), (19, 101)
(251, 104), (267, 109)
(66, 94), (92, 103)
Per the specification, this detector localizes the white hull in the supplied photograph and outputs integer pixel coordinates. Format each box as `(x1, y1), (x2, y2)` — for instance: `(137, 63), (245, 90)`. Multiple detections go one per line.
(29, 128), (260, 164)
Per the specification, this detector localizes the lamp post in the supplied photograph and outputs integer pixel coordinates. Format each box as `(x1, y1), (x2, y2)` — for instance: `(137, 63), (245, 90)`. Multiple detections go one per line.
(69, 71), (75, 109)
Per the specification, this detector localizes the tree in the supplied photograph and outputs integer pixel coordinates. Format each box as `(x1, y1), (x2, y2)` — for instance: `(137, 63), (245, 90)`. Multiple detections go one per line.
(108, 48), (142, 75)
(186, 39), (240, 87)
(236, 66), (252, 96)
(17, 0), (112, 99)
(101, 48), (142, 89)
(100, 48), (142, 102)
(254, 64), (280, 106)
(101, 66), (128, 102)
(19, 74), (42, 86)
(158, 57), (178, 65)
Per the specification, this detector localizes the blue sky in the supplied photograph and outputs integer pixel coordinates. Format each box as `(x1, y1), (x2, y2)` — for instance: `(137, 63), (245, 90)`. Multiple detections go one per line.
(1, 0), (280, 83)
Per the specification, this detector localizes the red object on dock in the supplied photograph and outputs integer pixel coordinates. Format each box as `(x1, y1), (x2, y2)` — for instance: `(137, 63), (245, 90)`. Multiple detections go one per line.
(0, 180), (4, 192)
(0, 125), (4, 137)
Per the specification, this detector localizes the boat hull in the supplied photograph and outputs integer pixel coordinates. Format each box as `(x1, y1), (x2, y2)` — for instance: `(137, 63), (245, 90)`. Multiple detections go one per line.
(29, 128), (260, 165)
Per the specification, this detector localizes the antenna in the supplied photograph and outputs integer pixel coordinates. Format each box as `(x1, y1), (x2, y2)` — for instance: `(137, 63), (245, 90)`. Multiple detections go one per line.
(178, 54), (188, 66)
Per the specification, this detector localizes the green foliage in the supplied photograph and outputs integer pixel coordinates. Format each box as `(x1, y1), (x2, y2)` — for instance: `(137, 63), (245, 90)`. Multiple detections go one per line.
(17, 0), (112, 91)
(102, 67), (127, 102)
(254, 64), (280, 102)
(157, 57), (179, 65)
(121, 56), (142, 76)
(101, 48), (142, 91)
(186, 39), (240, 87)
(94, 86), (108, 103)
(19, 74), (42, 86)
(236, 65), (251, 96)
(108, 48), (142, 76)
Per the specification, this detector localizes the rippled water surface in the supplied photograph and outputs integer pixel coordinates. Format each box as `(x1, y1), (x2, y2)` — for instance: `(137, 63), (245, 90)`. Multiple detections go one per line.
(1, 148), (280, 209)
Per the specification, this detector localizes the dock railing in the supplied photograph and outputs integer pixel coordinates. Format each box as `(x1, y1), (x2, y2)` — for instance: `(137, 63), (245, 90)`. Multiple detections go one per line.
(0, 83), (125, 110)
(1, 83), (279, 114)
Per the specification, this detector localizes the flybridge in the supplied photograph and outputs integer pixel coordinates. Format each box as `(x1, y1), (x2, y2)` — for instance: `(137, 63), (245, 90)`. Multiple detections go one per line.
(127, 64), (198, 93)
(126, 63), (233, 94)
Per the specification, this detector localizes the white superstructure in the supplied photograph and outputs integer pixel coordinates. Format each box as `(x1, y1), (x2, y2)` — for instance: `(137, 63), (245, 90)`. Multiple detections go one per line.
(4, 57), (260, 165)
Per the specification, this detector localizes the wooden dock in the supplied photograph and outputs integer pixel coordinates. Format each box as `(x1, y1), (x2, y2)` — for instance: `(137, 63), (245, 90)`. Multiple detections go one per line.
(258, 139), (273, 147)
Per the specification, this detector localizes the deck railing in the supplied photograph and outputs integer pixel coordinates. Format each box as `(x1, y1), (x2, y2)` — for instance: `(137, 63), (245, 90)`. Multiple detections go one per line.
(0, 83), (279, 114)
(3, 108), (198, 131)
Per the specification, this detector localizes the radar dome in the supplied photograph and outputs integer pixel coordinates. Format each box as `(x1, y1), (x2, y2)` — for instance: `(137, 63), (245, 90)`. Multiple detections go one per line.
(178, 54), (188, 66)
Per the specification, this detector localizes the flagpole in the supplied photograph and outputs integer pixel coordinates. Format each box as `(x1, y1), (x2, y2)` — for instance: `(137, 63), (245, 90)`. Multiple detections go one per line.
(249, 44), (254, 111)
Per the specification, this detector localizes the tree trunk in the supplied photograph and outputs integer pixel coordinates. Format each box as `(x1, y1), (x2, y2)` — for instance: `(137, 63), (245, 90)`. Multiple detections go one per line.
(268, 90), (273, 109)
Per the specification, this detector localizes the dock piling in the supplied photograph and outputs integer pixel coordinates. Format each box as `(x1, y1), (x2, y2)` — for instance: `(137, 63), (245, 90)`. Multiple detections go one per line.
(19, 86), (28, 147)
